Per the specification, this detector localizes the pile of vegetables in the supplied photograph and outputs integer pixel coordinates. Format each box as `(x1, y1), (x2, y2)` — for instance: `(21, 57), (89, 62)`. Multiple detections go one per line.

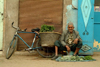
(40, 25), (55, 32)
(84, 56), (94, 60)
(59, 56), (94, 61)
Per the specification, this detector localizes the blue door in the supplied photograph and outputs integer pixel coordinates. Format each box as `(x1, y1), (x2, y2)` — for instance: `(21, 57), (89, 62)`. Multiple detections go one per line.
(78, 0), (94, 55)
(94, 12), (100, 52)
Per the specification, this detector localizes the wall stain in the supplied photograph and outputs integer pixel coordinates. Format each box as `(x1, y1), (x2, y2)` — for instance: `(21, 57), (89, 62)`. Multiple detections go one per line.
(66, 5), (78, 31)
(66, 0), (78, 31)
(93, 40), (100, 51)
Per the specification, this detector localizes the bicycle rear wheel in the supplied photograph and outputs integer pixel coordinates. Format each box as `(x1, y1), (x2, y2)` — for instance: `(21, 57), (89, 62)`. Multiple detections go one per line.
(36, 38), (55, 58)
(6, 36), (17, 59)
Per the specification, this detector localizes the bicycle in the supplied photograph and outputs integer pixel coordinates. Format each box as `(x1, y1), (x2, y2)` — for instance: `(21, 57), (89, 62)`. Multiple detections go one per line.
(6, 22), (55, 59)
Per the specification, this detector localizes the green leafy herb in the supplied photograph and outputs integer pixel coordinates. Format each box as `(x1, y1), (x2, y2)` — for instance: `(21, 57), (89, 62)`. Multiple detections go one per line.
(40, 24), (55, 32)
(59, 56), (94, 61)
(84, 56), (93, 60)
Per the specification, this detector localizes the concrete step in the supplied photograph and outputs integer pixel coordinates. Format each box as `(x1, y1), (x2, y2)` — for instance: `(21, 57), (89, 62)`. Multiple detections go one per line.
(93, 52), (100, 56)
(0, 51), (2, 56)
(0, 51), (100, 56)
(14, 50), (38, 56)
(0, 50), (39, 57)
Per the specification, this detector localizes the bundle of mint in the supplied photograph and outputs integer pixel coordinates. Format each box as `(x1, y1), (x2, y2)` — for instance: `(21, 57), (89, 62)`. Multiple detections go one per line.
(56, 55), (96, 62)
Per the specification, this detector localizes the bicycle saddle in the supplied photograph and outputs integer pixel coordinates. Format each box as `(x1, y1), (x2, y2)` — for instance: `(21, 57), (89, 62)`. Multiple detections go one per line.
(31, 28), (40, 32)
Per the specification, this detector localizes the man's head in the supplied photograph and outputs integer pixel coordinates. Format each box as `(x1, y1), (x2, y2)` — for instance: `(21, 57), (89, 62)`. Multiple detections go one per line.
(68, 22), (74, 33)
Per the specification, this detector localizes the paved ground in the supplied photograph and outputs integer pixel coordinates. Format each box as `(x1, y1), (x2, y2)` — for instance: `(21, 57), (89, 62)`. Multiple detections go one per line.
(0, 51), (100, 67)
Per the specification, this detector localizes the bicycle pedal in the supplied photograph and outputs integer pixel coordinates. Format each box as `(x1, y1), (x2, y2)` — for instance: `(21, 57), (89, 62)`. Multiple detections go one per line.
(25, 48), (33, 51)
(28, 50), (35, 53)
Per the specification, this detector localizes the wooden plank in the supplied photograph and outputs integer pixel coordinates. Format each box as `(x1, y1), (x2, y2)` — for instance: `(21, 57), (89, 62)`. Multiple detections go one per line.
(18, 0), (63, 50)
(20, 0), (60, 2)
(17, 33), (38, 50)
(94, 0), (100, 6)
(19, 17), (62, 25)
(19, 0), (62, 18)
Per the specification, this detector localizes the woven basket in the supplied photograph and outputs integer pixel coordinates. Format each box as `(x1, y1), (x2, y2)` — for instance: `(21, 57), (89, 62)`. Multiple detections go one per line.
(39, 32), (61, 47)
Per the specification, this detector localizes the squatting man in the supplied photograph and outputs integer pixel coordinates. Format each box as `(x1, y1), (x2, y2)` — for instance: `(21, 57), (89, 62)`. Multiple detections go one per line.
(51, 22), (82, 60)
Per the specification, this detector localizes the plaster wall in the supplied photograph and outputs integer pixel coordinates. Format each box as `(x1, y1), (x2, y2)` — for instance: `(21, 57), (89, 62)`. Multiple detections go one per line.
(3, 0), (19, 55)
(63, 0), (78, 31)
(0, 0), (4, 50)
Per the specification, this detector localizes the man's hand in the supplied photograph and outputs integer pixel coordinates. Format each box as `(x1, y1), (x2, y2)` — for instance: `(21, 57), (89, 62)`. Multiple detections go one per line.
(65, 45), (70, 52)
(73, 38), (79, 44)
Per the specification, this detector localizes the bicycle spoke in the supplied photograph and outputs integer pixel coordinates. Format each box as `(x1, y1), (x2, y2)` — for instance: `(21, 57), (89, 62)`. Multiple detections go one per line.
(36, 39), (55, 58)
(6, 37), (17, 59)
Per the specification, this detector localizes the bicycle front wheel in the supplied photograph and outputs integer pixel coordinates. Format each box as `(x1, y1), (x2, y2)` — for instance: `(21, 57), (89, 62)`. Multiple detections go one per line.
(6, 36), (17, 59)
(36, 38), (55, 58)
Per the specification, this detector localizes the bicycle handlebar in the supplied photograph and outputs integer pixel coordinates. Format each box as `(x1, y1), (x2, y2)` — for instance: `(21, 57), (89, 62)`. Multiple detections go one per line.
(12, 22), (20, 31)
(12, 22), (14, 25)
(24, 28), (27, 31)
(11, 22), (40, 35)
(12, 22), (28, 31)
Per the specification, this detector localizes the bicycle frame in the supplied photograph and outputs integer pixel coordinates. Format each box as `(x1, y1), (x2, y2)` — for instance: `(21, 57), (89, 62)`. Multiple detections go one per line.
(14, 31), (41, 50)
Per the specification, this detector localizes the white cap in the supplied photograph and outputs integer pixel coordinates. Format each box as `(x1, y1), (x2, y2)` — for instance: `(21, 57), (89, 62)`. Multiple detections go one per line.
(68, 22), (74, 27)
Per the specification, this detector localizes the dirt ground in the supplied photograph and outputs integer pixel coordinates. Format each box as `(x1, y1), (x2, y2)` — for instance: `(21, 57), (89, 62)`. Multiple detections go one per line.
(0, 51), (100, 67)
